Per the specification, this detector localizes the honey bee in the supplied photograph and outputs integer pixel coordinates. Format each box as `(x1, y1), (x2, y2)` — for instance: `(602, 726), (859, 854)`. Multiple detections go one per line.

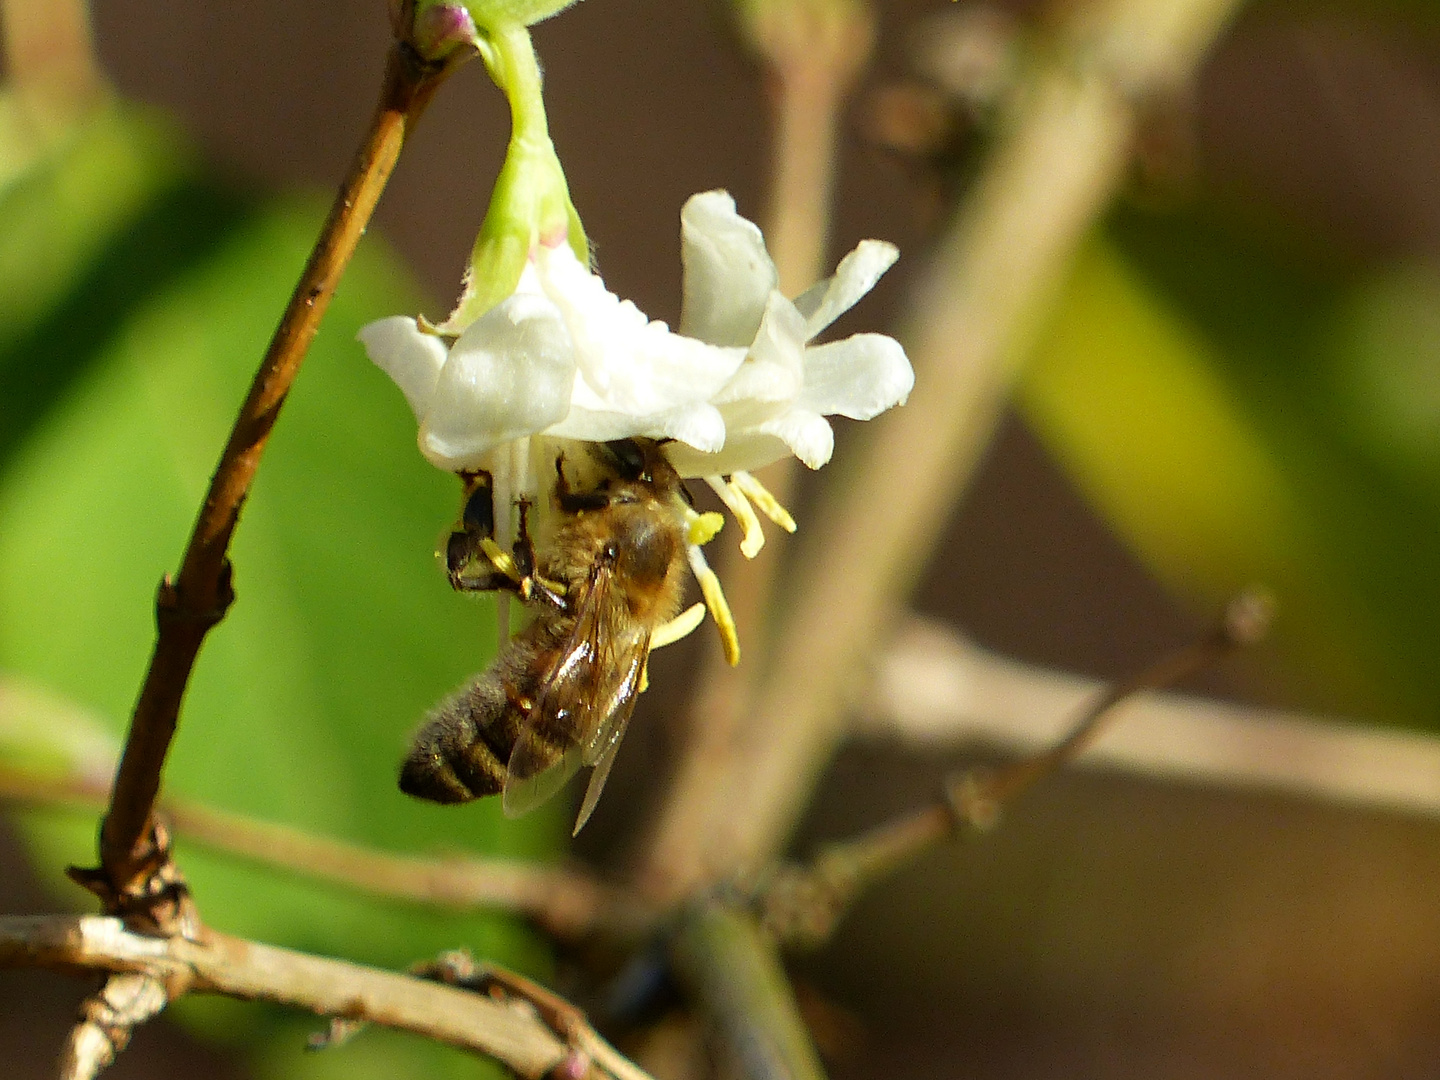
(400, 438), (692, 833)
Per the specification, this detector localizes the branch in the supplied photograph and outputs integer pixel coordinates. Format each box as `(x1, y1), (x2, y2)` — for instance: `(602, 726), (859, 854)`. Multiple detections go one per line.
(0, 914), (654, 1080)
(757, 592), (1270, 947)
(92, 36), (458, 915)
(636, 0), (1251, 904)
(0, 765), (645, 941)
(860, 615), (1440, 818)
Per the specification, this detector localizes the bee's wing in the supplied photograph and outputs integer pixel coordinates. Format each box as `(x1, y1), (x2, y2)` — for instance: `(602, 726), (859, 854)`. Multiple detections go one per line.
(571, 656), (644, 835)
(501, 562), (650, 825)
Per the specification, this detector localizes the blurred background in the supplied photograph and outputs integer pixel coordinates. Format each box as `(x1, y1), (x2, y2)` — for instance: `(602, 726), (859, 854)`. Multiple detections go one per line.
(4, 0), (1440, 1076)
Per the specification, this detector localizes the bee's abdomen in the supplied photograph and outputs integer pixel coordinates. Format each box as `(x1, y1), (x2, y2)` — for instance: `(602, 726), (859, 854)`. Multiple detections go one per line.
(399, 673), (518, 803)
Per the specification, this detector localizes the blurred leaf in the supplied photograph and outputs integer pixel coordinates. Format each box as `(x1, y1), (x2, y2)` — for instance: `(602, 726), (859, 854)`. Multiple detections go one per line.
(0, 106), (563, 1075)
(0, 672), (117, 779)
(1020, 208), (1440, 726)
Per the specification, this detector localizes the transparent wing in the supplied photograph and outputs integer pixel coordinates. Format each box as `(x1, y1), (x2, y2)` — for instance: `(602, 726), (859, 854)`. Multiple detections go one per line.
(571, 656), (645, 834)
(502, 562), (651, 823)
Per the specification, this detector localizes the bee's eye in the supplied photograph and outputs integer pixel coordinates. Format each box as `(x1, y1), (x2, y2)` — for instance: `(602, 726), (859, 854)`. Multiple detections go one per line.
(604, 438), (647, 481)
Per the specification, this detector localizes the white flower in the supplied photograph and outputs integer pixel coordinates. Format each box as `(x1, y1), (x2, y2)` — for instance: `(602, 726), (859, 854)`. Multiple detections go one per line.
(358, 190), (912, 483)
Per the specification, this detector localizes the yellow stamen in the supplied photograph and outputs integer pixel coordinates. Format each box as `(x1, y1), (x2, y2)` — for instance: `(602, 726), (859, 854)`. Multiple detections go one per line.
(638, 655), (650, 694)
(650, 602), (706, 650)
(731, 471), (797, 533)
(705, 476), (765, 558)
(687, 544), (740, 666)
(685, 508), (726, 547)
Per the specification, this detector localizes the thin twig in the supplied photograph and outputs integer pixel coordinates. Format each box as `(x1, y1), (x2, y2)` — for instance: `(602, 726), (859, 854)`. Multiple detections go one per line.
(0, 914), (656, 1080)
(91, 37), (456, 916)
(637, 0), (1250, 904)
(0, 765), (645, 940)
(861, 615), (1440, 819)
(758, 591), (1272, 947)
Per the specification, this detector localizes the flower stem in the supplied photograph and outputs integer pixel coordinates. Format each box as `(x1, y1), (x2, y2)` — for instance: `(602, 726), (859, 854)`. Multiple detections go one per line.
(90, 40), (455, 920)
(482, 22), (551, 149)
(446, 23), (586, 329)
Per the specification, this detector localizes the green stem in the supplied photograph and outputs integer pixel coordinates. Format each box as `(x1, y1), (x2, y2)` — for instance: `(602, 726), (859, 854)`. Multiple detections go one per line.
(443, 22), (585, 330)
(482, 23), (551, 154)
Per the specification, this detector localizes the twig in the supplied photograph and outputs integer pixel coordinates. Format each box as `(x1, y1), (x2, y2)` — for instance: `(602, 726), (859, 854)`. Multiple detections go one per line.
(409, 952), (657, 1080)
(636, 0), (1250, 904)
(58, 972), (168, 1080)
(757, 591), (1271, 947)
(861, 615), (1440, 819)
(0, 914), (658, 1080)
(0, 765), (646, 941)
(669, 901), (828, 1080)
(90, 35), (458, 918)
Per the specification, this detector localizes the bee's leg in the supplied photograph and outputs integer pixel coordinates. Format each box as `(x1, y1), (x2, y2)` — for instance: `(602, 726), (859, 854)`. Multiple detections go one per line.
(508, 499), (568, 610)
(447, 472), (512, 593)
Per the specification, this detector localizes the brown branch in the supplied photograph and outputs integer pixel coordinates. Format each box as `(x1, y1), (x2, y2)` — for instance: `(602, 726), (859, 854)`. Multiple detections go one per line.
(757, 591), (1272, 947)
(58, 972), (168, 1080)
(636, 0), (1251, 905)
(0, 764), (646, 941)
(0, 914), (655, 1080)
(91, 38), (456, 915)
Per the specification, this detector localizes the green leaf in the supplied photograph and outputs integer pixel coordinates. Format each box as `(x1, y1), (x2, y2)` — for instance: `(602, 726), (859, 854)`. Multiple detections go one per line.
(0, 109), (563, 1073)
(1020, 211), (1440, 726)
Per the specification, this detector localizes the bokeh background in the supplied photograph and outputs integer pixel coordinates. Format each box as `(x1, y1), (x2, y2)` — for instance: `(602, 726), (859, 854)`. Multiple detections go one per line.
(4, 0), (1440, 1076)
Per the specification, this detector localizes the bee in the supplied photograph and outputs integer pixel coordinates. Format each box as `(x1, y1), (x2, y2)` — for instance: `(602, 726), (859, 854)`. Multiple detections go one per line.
(400, 438), (692, 833)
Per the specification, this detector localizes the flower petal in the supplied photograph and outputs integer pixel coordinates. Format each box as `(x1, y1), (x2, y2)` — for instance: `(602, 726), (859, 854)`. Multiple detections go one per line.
(663, 432), (792, 478)
(798, 333), (914, 419)
(678, 190), (778, 347)
(417, 293), (576, 471)
(546, 401), (727, 453)
(358, 316), (448, 423)
(792, 240), (899, 341)
(663, 407), (833, 476)
(537, 242), (745, 414)
(711, 292), (806, 406)
(758, 408), (835, 469)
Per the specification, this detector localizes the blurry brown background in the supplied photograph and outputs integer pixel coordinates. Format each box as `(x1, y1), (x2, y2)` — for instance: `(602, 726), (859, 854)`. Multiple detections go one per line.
(6, 0), (1440, 1076)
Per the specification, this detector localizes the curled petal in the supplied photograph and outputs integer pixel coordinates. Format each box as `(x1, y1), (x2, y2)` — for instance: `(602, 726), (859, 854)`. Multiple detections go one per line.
(358, 316), (448, 423)
(799, 334), (914, 419)
(712, 292), (806, 406)
(417, 293), (575, 471)
(757, 408), (835, 469)
(678, 190), (778, 348)
(792, 240), (899, 341)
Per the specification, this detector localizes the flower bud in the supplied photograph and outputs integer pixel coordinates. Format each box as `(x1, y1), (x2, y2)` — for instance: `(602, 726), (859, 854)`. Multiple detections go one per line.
(409, 3), (480, 63)
(442, 0), (582, 32)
